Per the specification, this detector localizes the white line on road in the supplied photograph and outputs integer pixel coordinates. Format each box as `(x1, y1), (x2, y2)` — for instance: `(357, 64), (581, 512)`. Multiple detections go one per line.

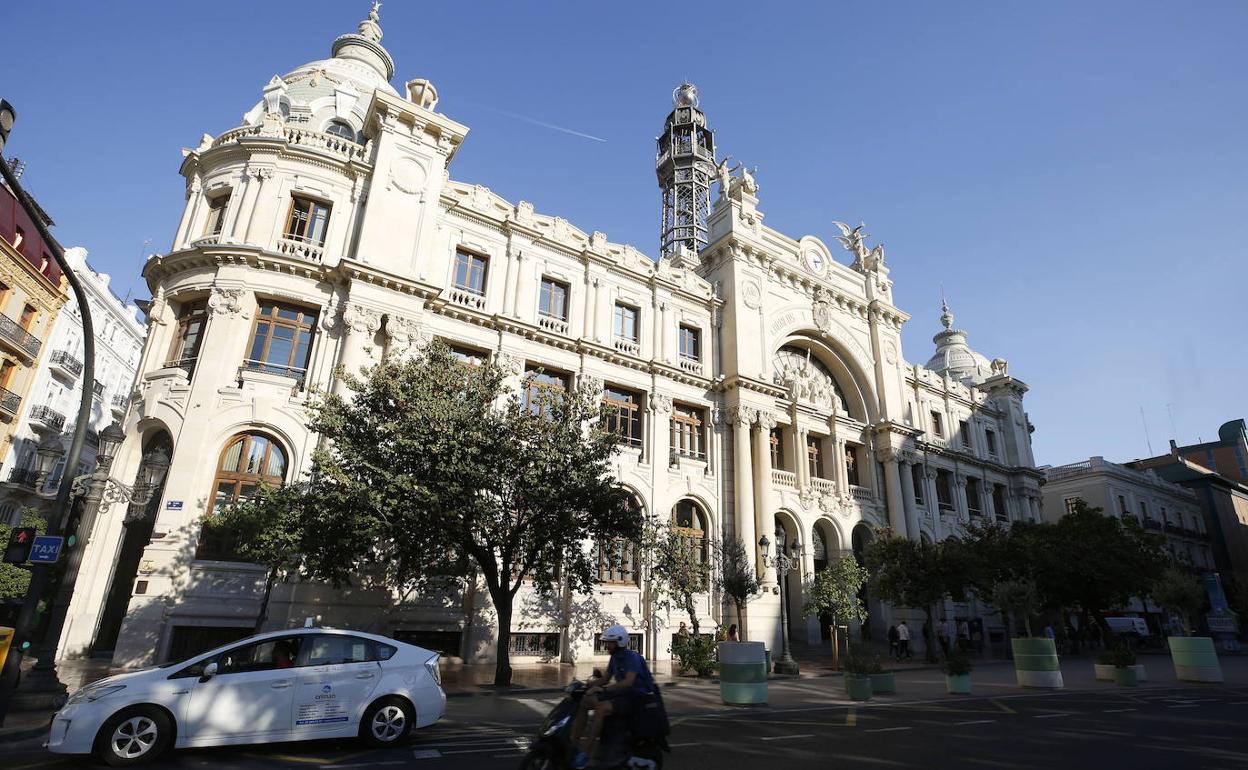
(516, 698), (559, 716)
(326, 763), (406, 769)
(1168, 704), (1199, 709)
(1101, 708), (1137, 713)
(442, 746), (527, 755)
(1034, 713), (1072, 719)
(669, 742), (703, 747)
(761, 734), (815, 741)
(865, 726), (913, 733)
(412, 749), (442, 759)
(953, 719), (996, 726)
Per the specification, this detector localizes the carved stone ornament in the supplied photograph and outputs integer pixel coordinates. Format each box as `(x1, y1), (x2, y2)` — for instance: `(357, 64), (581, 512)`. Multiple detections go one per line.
(991, 357), (1009, 376)
(728, 404), (757, 426)
(773, 356), (842, 413)
(389, 155), (426, 195)
(384, 314), (422, 352)
(580, 375), (603, 393)
(884, 340), (898, 366)
(207, 288), (247, 318)
(649, 394), (673, 414)
(756, 411), (778, 430)
(341, 304), (383, 335)
(493, 352), (524, 377)
(742, 280), (762, 309)
(812, 288), (834, 335)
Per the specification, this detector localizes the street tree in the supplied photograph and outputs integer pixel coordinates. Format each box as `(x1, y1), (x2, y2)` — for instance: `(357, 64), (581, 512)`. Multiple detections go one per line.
(1150, 566), (1206, 636)
(205, 341), (638, 686)
(0, 509), (47, 599)
(713, 536), (760, 639)
(993, 577), (1041, 637)
(864, 533), (954, 662)
(642, 518), (713, 673)
(800, 555), (869, 630)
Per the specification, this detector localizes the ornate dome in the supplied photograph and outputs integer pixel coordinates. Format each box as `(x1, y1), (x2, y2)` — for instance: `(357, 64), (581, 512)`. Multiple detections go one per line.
(241, 3), (399, 137)
(925, 299), (993, 384)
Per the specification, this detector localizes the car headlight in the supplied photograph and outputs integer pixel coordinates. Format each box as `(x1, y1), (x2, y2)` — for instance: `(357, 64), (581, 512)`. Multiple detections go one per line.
(66, 684), (127, 706)
(542, 715), (570, 737)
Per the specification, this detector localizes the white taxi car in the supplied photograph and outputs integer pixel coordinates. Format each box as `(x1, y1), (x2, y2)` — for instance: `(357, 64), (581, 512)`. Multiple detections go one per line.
(46, 628), (445, 766)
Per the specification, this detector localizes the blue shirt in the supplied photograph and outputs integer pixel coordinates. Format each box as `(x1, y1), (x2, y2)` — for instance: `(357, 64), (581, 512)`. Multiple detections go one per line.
(606, 648), (654, 695)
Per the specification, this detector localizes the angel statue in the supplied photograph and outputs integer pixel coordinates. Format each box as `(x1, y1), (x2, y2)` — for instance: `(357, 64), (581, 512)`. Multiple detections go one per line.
(739, 165), (759, 195)
(715, 156), (734, 199)
(831, 221), (870, 260)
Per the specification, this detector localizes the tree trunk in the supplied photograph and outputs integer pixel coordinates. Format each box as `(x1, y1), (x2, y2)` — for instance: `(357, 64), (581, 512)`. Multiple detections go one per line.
(923, 605), (937, 663)
(735, 599), (745, 641)
(491, 589), (514, 687)
(254, 568), (278, 634)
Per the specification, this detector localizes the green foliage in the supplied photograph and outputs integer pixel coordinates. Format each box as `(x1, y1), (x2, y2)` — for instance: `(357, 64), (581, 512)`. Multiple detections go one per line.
(801, 555), (868, 628)
(0, 509), (48, 599)
(1151, 566), (1206, 636)
(202, 341), (637, 686)
(993, 577), (1041, 637)
(843, 648), (883, 676)
(642, 518), (710, 637)
(1103, 643), (1137, 667)
(671, 634), (717, 677)
(942, 650), (973, 676)
(713, 536), (760, 636)
(864, 533), (959, 662)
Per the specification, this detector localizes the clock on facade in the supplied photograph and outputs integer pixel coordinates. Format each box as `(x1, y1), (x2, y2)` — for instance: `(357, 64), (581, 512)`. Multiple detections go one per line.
(804, 247), (826, 275)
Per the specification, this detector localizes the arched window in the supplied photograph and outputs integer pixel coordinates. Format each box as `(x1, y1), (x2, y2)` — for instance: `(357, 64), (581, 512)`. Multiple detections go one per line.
(812, 525), (829, 571)
(598, 496), (642, 585)
(671, 499), (708, 578)
(324, 119), (358, 143)
(198, 433), (287, 560)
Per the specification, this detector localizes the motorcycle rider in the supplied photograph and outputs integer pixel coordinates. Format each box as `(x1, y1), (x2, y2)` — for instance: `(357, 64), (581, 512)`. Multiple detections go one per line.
(569, 623), (655, 769)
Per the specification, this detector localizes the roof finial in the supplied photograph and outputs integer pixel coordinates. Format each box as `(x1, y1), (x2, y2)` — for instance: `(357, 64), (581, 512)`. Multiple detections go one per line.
(356, 0), (383, 43)
(939, 290), (954, 330)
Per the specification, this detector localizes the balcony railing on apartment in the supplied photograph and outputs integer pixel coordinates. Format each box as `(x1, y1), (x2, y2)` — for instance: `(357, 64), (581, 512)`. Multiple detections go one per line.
(850, 485), (874, 502)
(0, 313), (41, 358)
(161, 357), (197, 377)
(0, 386), (19, 416)
(1143, 518), (1163, 531)
(240, 359), (308, 385)
(49, 350), (84, 378)
(6, 467), (39, 488)
(29, 404), (66, 433)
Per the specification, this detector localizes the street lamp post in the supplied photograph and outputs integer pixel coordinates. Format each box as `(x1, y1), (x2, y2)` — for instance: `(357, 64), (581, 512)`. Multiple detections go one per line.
(759, 534), (801, 675)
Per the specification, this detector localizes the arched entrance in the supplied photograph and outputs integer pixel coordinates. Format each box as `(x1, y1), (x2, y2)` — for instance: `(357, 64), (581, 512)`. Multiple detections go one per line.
(851, 522), (878, 641)
(811, 519), (842, 641)
(773, 513), (803, 642)
(92, 432), (173, 656)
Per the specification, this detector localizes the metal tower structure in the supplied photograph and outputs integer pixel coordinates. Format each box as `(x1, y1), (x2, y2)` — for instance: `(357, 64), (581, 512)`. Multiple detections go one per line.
(657, 83), (716, 259)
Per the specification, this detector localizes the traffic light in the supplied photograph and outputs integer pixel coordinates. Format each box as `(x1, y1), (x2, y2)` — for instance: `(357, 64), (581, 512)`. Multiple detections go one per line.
(0, 100), (15, 153)
(3, 527), (35, 564)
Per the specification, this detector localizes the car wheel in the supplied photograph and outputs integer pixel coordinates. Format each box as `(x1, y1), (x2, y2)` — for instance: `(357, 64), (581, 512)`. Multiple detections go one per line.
(94, 705), (173, 767)
(360, 696), (414, 747)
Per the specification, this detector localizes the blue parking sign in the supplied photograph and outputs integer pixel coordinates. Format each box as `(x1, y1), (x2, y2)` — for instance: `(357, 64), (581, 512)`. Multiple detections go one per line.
(28, 535), (64, 563)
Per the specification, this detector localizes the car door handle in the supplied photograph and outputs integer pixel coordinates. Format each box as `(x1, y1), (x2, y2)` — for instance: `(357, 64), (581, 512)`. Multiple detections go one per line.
(271, 681), (292, 689)
(172, 690), (189, 695)
(355, 672), (375, 679)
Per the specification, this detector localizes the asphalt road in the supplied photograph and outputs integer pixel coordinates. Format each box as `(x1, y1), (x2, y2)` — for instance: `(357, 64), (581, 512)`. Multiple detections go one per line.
(7, 679), (1248, 769)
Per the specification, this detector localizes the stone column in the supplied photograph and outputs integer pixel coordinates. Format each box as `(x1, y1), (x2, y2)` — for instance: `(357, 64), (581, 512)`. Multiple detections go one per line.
(173, 175), (202, 249)
(793, 425), (809, 490)
(502, 247), (518, 316)
(899, 459), (920, 541)
(954, 474), (969, 523)
(241, 168), (273, 245)
(881, 449), (908, 538)
(511, 253), (528, 317)
(752, 412), (775, 579)
(731, 405), (757, 579)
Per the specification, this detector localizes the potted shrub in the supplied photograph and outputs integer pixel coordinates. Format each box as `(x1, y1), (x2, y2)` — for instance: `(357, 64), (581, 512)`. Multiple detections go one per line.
(1095, 645), (1148, 683)
(843, 649), (876, 701)
(995, 578), (1064, 689)
(943, 651), (972, 694)
(1107, 643), (1138, 687)
(866, 656), (895, 694)
(1153, 567), (1222, 683)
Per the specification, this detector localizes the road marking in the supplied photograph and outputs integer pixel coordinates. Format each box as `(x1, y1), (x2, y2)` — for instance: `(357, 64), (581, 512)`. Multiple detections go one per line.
(1034, 713), (1072, 719)
(865, 726), (913, 733)
(953, 719), (996, 726)
(669, 742), (703, 747)
(1168, 704), (1199, 709)
(517, 697), (558, 716)
(325, 763), (405, 769)
(990, 698), (1017, 714)
(442, 746), (527, 755)
(412, 750), (442, 759)
(1102, 708), (1137, 713)
(761, 734), (815, 741)
(249, 755), (331, 765)
(846, 707), (857, 726)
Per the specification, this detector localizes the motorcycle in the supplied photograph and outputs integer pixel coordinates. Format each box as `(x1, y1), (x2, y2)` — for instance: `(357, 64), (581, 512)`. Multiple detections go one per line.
(519, 674), (669, 769)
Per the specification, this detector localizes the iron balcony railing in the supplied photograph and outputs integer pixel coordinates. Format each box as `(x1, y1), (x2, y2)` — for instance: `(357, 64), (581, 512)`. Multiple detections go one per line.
(7, 467), (39, 488)
(49, 350), (84, 378)
(0, 313), (41, 358)
(240, 359), (308, 386)
(0, 386), (21, 416)
(162, 357), (197, 377)
(29, 404), (66, 433)
(111, 393), (128, 410)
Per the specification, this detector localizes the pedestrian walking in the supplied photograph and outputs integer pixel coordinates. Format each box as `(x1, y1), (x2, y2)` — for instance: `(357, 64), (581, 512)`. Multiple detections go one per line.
(726, 624), (740, 642)
(897, 621), (912, 660)
(888, 624), (900, 659)
(937, 618), (951, 658)
(956, 619), (969, 652)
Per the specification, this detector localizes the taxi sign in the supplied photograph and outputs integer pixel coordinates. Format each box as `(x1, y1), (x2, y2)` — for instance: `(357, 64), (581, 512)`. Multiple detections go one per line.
(28, 535), (64, 563)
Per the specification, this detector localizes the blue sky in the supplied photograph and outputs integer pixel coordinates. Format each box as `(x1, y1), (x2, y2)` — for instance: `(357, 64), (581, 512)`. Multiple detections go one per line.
(3, 1), (1245, 467)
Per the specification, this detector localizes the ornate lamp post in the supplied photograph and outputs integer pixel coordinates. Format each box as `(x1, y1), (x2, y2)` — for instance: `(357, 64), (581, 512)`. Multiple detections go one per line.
(759, 534), (801, 675)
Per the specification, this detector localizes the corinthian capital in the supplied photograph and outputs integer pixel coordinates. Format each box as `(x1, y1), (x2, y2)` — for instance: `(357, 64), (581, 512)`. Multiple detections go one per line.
(342, 303), (383, 335)
(729, 404), (757, 427)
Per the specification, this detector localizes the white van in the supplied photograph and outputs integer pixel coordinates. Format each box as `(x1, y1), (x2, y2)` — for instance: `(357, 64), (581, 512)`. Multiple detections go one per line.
(1104, 617), (1149, 637)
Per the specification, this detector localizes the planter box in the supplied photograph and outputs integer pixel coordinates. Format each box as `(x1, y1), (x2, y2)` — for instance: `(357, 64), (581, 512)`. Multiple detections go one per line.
(869, 672), (896, 694)
(946, 673), (971, 694)
(845, 675), (873, 701)
(1168, 636), (1223, 683)
(718, 641), (768, 705)
(1112, 666), (1138, 687)
(1011, 637), (1064, 689)
(1094, 663), (1147, 682)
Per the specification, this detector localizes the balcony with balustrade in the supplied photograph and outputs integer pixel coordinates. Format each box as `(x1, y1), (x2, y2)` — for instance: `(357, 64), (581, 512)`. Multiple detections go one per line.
(275, 236), (325, 262)
(29, 404), (66, 433)
(0, 386), (20, 418)
(211, 124), (370, 165)
(850, 485), (874, 502)
(111, 393), (129, 417)
(0, 313), (41, 360)
(6, 467), (39, 489)
(49, 350), (83, 380)
(678, 355), (703, 375)
(448, 287), (486, 311)
(771, 469), (797, 489)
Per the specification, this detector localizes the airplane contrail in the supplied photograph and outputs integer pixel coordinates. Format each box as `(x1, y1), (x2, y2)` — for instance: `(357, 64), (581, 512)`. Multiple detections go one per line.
(475, 104), (608, 143)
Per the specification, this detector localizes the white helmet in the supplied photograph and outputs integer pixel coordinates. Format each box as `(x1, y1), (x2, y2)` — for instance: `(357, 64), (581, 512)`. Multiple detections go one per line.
(602, 624), (630, 647)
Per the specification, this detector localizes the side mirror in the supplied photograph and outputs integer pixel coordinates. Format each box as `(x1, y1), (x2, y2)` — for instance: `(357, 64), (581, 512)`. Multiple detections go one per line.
(200, 661), (218, 681)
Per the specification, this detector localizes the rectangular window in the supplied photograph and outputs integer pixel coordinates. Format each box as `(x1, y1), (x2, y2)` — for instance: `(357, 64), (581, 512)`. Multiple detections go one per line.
(985, 429), (997, 456)
(538, 277), (569, 320)
(1118, 495), (1129, 516)
(19, 304), (37, 331)
(930, 410), (944, 438)
(807, 436), (825, 479)
(670, 403), (706, 460)
(845, 445), (860, 487)
(0, 360), (15, 390)
(936, 470), (953, 508)
(166, 299), (208, 370)
(993, 485), (1008, 521)
(283, 195), (331, 245)
(508, 632), (561, 657)
(597, 538), (637, 585)
(602, 386), (643, 448)
(0, 280), (9, 313)
(966, 477), (982, 515)
(912, 463), (926, 505)
(524, 365), (569, 415)
(613, 303), (639, 342)
(204, 192), (231, 236)
(245, 301), (318, 381)
(1065, 497), (1082, 516)
(452, 249), (488, 296)
(960, 420), (971, 448)
(594, 632), (643, 654)
(678, 324), (701, 362)
(447, 344), (486, 367)
(769, 427), (784, 470)
(1139, 501), (1148, 520)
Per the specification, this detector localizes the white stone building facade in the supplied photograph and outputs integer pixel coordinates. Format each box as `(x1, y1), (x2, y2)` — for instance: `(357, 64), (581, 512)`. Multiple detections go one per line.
(0, 246), (144, 524)
(61, 9), (1043, 667)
